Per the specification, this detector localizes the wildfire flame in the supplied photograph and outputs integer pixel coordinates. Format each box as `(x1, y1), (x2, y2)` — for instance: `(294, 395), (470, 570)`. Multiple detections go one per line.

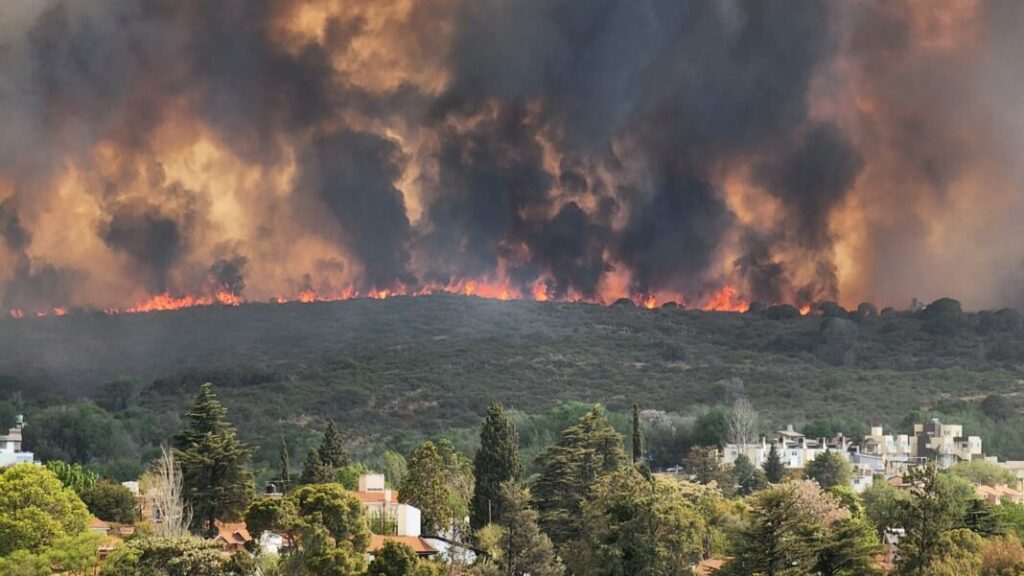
(2, 274), (804, 319)
(701, 286), (749, 313)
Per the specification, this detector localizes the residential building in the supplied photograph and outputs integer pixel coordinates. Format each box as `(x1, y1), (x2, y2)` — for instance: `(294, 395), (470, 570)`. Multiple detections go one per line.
(0, 415), (35, 468)
(213, 520), (253, 553)
(976, 484), (1024, 505)
(860, 426), (922, 475)
(912, 419), (982, 468)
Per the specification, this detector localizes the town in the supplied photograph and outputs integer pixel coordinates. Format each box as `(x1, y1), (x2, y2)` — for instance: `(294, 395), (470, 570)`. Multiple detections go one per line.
(4, 384), (1024, 575)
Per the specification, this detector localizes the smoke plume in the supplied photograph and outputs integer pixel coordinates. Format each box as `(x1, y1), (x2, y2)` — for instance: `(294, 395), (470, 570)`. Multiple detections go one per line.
(1, 0), (1022, 314)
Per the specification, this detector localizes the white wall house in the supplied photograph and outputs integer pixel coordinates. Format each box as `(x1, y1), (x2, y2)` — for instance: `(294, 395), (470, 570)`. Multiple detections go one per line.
(0, 415), (35, 468)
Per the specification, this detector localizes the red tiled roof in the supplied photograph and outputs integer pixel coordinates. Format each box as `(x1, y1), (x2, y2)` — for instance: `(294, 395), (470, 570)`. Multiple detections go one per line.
(694, 558), (726, 575)
(368, 535), (437, 555)
(89, 516), (111, 531)
(214, 520), (252, 545)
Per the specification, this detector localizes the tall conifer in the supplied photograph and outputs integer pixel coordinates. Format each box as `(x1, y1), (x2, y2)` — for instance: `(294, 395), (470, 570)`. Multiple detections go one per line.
(173, 383), (253, 536)
(470, 404), (522, 530)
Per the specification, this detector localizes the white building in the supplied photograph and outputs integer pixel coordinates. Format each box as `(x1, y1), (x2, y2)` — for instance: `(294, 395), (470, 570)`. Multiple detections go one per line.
(0, 415), (35, 468)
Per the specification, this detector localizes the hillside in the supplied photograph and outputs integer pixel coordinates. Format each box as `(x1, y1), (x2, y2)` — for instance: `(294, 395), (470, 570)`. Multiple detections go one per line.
(2, 295), (1024, 471)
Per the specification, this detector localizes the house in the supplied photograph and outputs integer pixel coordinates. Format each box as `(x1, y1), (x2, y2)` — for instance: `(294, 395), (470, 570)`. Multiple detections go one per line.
(354, 473), (439, 559)
(213, 520), (253, 553)
(861, 426), (923, 475)
(976, 484), (1024, 505)
(912, 419), (982, 468)
(0, 415), (35, 468)
(367, 535), (438, 558)
(355, 473), (423, 537)
(999, 461), (1024, 492)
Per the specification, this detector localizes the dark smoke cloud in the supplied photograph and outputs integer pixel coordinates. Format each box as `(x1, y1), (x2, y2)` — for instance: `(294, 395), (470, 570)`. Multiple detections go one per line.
(1, 0), (1019, 310)
(208, 256), (247, 295)
(299, 130), (414, 290)
(0, 200), (30, 252)
(100, 204), (187, 294)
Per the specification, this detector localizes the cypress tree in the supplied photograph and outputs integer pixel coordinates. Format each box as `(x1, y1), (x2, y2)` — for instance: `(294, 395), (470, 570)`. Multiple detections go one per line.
(173, 383), (253, 536)
(319, 421), (351, 470)
(470, 404), (522, 530)
(278, 437), (291, 492)
(301, 447), (331, 485)
(632, 403), (644, 464)
(532, 405), (626, 546)
(763, 442), (785, 484)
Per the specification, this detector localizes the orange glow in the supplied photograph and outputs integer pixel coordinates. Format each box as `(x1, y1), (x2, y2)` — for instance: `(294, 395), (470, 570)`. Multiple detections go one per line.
(215, 291), (242, 306)
(298, 289), (317, 303)
(53, 307), (68, 316)
(8, 309), (24, 319)
(799, 305), (812, 316)
(643, 295), (657, 309)
(702, 286), (749, 313)
(532, 281), (549, 302)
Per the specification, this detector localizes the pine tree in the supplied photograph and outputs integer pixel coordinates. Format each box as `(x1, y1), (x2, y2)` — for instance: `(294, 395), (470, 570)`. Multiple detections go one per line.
(632, 403), (644, 465)
(401, 441), (450, 535)
(278, 437), (291, 492)
(498, 481), (564, 576)
(470, 404), (522, 530)
(319, 421), (351, 470)
(172, 383), (253, 536)
(763, 442), (785, 484)
(301, 447), (331, 485)
(532, 405), (626, 546)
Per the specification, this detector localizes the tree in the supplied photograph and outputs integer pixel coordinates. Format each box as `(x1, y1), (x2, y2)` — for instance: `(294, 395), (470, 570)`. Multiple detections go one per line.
(471, 404), (523, 530)
(319, 421), (351, 471)
(98, 379), (139, 412)
(532, 405), (626, 546)
(950, 460), (1018, 487)
(44, 461), (99, 495)
(243, 483), (369, 575)
(805, 451), (852, 489)
(733, 454), (766, 496)
(278, 438), (292, 492)
(492, 481), (563, 576)
(895, 465), (975, 575)
(368, 540), (419, 576)
(763, 443), (785, 483)
(367, 540), (443, 576)
(81, 481), (137, 524)
(861, 480), (907, 537)
(724, 480), (856, 576)
(632, 403), (644, 464)
(0, 531), (102, 576)
(0, 463), (90, 556)
(301, 447), (331, 485)
(726, 398), (760, 451)
(103, 536), (251, 576)
(145, 446), (191, 538)
(402, 441), (450, 535)
(812, 516), (881, 576)
(692, 408), (729, 448)
(289, 483), (371, 550)
(44, 531), (104, 576)
(572, 467), (704, 576)
(172, 383), (254, 536)
(981, 535), (1024, 576)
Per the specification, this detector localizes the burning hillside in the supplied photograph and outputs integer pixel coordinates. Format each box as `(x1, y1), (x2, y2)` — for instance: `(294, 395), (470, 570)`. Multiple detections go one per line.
(2, 0), (1023, 316)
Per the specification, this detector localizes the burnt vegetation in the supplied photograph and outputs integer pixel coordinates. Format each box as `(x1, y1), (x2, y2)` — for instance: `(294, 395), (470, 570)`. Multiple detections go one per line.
(3, 295), (1024, 477)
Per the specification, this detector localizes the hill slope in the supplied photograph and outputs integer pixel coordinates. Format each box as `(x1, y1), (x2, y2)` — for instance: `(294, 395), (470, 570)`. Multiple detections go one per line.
(2, 295), (1023, 467)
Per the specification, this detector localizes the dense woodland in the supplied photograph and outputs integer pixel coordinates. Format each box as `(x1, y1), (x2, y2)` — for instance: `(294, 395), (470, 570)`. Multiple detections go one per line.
(3, 295), (1024, 479)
